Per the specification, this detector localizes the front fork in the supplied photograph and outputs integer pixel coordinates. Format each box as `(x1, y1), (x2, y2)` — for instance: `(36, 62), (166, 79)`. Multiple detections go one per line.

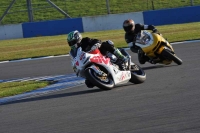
(158, 41), (175, 57)
(86, 65), (109, 82)
(119, 48), (132, 70)
(87, 65), (107, 77)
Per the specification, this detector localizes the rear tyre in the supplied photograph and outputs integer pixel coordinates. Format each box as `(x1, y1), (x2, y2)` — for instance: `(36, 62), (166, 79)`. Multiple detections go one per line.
(85, 68), (114, 90)
(161, 49), (182, 65)
(129, 64), (146, 84)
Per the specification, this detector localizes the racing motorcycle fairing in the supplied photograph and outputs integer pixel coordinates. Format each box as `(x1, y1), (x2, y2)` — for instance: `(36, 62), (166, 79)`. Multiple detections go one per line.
(135, 31), (173, 56)
(72, 47), (131, 85)
(135, 30), (179, 65)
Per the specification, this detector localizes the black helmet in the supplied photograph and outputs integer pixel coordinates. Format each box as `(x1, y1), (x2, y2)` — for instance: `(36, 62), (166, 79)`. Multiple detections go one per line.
(67, 30), (82, 50)
(123, 19), (135, 33)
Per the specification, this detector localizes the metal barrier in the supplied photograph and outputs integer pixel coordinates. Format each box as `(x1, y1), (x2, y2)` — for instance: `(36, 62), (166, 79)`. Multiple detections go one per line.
(0, 0), (200, 25)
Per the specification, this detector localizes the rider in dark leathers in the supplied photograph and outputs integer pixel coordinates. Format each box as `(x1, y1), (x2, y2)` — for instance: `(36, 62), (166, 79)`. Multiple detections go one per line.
(67, 30), (128, 88)
(123, 19), (158, 64)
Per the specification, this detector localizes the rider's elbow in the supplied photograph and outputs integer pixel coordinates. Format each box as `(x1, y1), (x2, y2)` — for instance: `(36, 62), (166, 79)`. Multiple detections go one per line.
(130, 47), (138, 53)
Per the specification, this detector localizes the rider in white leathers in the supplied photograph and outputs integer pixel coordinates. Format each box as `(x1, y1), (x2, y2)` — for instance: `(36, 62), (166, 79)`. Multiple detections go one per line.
(67, 30), (128, 88)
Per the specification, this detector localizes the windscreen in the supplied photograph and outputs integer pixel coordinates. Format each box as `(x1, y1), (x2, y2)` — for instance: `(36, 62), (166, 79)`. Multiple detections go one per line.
(135, 31), (151, 45)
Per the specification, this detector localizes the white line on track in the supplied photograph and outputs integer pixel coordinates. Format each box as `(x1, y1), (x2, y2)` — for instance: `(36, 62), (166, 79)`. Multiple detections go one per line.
(0, 74), (85, 104)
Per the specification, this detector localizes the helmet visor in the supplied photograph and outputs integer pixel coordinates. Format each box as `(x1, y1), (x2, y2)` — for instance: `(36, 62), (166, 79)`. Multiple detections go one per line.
(123, 25), (133, 32)
(68, 40), (78, 46)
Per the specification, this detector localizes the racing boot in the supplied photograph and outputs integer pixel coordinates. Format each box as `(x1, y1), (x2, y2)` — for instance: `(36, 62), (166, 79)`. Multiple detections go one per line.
(138, 49), (150, 64)
(113, 49), (128, 70)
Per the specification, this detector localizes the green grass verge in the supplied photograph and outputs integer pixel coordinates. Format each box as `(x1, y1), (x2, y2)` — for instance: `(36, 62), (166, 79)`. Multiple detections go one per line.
(0, 22), (200, 61)
(0, 81), (52, 98)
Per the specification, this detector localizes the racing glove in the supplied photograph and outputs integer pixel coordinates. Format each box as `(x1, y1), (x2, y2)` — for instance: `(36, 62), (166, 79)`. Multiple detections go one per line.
(152, 28), (162, 36)
(152, 28), (158, 33)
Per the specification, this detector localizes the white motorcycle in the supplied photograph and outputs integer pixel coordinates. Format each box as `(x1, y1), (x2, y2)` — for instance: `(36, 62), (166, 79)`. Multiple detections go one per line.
(72, 47), (146, 90)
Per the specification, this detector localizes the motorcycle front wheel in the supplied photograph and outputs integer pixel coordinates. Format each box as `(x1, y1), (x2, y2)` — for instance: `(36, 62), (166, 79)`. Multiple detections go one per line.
(85, 68), (114, 90)
(161, 49), (182, 65)
(129, 64), (146, 84)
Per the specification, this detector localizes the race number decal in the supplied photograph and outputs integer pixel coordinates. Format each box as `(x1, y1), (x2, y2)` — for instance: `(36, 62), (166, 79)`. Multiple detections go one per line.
(79, 53), (85, 60)
(75, 61), (79, 66)
(90, 56), (110, 65)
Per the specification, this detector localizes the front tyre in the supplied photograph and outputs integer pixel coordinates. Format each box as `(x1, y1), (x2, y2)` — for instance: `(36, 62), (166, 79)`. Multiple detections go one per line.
(85, 68), (114, 90)
(161, 49), (182, 65)
(129, 64), (146, 84)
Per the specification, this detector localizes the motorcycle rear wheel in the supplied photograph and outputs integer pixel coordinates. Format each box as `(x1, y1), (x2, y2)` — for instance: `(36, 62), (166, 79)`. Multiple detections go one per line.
(161, 49), (182, 65)
(85, 68), (114, 90)
(129, 64), (146, 84)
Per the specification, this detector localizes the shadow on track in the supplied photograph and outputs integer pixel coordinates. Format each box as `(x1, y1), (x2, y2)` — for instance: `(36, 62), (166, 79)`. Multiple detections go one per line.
(2, 88), (103, 105)
(142, 64), (177, 70)
(1, 83), (136, 105)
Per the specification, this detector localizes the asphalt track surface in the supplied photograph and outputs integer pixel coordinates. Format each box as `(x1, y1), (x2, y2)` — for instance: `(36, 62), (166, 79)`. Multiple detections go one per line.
(1, 42), (200, 133)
